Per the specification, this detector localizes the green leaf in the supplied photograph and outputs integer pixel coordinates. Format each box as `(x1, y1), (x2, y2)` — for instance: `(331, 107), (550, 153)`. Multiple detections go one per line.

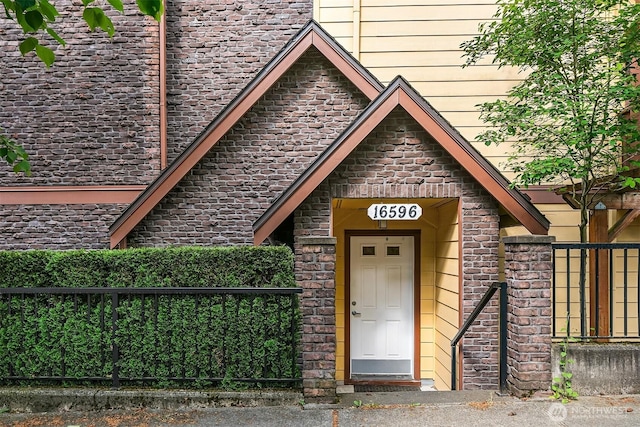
(81, 0), (95, 6)
(137, 0), (163, 21)
(19, 36), (38, 55)
(13, 159), (31, 175)
(34, 43), (54, 67)
(82, 7), (115, 36)
(6, 150), (17, 164)
(97, 10), (115, 36)
(16, 0), (35, 9)
(46, 27), (66, 46)
(107, 0), (124, 13)
(82, 7), (98, 31)
(24, 9), (43, 30)
(14, 3), (33, 33)
(1, 0), (15, 14)
(39, 0), (59, 21)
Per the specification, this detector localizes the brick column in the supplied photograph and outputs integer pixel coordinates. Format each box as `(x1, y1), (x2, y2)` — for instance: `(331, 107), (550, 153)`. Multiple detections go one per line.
(503, 235), (555, 396)
(460, 195), (501, 390)
(295, 236), (336, 401)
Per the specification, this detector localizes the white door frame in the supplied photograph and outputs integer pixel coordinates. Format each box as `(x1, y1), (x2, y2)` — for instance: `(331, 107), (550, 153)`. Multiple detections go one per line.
(345, 230), (420, 383)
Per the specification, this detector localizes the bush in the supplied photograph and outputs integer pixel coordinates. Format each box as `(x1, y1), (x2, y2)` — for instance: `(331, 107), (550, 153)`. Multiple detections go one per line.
(0, 245), (296, 289)
(0, 246), (300, 388)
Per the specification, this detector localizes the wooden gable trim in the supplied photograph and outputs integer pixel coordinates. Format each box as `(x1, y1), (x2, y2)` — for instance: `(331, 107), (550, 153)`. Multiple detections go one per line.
(608, 209), (640, 242)
(253, 77), (549, 244)
(562, 191), (640, 210)
(396, 81), (549, 236)
(108, 20), (385, 249)
(0, 186), (145, 205)
(555, 167), (640, 210)
(520, 186), (565, 204)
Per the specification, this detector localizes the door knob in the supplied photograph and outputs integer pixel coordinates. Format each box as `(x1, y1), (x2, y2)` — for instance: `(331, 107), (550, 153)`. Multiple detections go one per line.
(351, 310), (361, 316)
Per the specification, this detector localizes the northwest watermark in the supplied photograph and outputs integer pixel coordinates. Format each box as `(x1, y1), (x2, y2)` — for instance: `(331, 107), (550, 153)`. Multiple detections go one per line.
(547, 402), (629, 422)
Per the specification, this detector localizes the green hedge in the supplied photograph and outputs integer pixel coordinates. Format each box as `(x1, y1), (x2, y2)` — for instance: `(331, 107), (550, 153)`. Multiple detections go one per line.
(0, 246), (296, 289)
(0, 246), (300, 388)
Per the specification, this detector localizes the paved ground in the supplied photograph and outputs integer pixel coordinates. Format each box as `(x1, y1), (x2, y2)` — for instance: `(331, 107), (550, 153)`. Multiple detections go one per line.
(1, 390), (639, 426)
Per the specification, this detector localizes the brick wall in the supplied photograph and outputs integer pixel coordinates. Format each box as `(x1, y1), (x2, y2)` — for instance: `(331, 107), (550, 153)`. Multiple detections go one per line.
(0, 0), (313, 185)
(164, 0), (312, 162)
(295, 108), (502, 390)
(0, 204), (128, 250)
(459, 193), (501, 389)
(0, 0), (161, 186)
(295, 236), (337, 400)
(503, 235), (554, 396)
(0, 0), (312, 249)
(129, 50), (370, 246)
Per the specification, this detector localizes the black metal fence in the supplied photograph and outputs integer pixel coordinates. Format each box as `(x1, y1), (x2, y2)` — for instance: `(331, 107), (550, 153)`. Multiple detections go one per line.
(552, 243), (640, 340)
(0, 287), (302, 388)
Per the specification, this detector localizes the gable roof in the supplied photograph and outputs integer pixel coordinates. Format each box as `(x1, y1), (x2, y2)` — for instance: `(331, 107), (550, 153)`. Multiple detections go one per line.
(109, 20), (385, 248)
(252, 76), (550, 244)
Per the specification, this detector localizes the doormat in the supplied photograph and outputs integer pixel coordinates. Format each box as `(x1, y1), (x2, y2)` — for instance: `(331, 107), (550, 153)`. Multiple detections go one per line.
(354, 384), (421, 392)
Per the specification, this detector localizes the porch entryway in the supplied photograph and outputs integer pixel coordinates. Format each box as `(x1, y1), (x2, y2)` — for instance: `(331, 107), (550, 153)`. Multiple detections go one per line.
(332, 198), (461, 390)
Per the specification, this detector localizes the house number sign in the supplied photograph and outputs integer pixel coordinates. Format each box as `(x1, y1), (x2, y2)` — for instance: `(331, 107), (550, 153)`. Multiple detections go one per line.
(367, 203), (422, 220)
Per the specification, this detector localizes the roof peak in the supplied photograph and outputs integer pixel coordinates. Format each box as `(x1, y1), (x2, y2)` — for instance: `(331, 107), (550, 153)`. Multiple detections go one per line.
(109, 21), (386, 248)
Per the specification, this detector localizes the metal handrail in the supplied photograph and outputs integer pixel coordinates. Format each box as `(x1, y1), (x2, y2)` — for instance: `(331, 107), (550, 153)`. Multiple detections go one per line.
(450, 281), (507, 392)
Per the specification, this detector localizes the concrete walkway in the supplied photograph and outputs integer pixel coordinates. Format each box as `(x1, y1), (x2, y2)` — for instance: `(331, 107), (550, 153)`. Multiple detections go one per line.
(1, 389), (639, 426)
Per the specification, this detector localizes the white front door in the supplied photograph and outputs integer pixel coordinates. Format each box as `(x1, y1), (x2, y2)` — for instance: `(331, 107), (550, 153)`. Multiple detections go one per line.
(350, 235), (414, 378)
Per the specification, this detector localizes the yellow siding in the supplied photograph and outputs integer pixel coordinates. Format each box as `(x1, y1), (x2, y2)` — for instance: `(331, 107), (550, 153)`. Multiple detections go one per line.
(359, 19), (486, 37)
(360, 4), (497, 21)
(434, 200), (459, 390)
(315, 1), (355, 56)
(318, 6), (353, 22)
(359, 52), (496, 69)
(501, 204), (582, 242)
(615, 212), (640, 244)
(434, 331), (454, 389)
(314, 0), (523, 168)
(361, 0), (495, 5)
(420, 223), (437, 380)
(359, 34), (470, 52)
